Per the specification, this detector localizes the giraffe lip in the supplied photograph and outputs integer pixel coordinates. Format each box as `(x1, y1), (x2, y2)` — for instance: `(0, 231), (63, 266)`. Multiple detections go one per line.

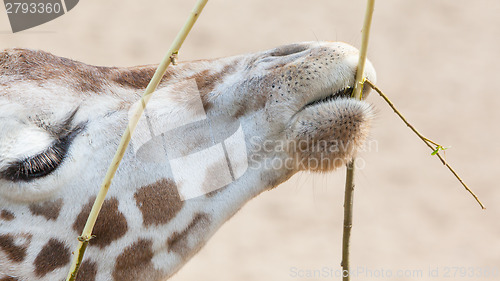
(302, 87), (354, 110)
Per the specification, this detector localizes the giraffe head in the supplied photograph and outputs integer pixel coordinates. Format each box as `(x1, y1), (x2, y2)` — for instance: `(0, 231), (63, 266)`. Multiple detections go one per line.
(0, 41), (375, 281)
(0, 41), (375, 201)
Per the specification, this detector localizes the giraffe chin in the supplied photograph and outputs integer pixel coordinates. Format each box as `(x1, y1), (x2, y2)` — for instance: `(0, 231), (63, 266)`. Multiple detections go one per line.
(285, 97), (374, 172)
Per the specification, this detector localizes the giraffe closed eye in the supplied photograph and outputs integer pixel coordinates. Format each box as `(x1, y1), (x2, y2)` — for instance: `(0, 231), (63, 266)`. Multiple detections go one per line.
(0, 109), (85, 182)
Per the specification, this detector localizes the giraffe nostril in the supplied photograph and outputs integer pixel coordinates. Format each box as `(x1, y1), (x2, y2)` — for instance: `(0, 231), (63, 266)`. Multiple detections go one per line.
(269, 44), (309, 57)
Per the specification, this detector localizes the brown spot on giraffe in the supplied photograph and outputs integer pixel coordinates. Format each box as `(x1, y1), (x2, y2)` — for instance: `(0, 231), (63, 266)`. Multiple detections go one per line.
(134, 178), (184, 227)
(112, 239), (159, 281)
(33, 238), (71, 277)
(192, 69), (212, 96)
(191, 63), (237, 111)
(0, 234), (28, 262)
(109, 66), (171, 89)
(73, 197), (128, 248)
(0, 49), (107, 93)
(204, 161), (231, 198)
(167, 213), (210, 258)
(73, 68), (107, 93)
(28, 198), (63, 221)
(75, 260), (97, 281)
(0, 210), (14, 221)
(232, 105), (246, 119)
(0, 276), (20, 281)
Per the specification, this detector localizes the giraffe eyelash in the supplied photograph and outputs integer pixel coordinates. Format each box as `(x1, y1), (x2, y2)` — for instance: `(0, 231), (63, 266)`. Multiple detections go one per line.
(2, 127), (83, 182)
(1, 108), (85, 182)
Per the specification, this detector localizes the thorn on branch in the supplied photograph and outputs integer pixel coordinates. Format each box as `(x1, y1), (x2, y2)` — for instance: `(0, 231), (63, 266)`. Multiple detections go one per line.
(77, 235), (95, 243)
(170, 52), (179, 65)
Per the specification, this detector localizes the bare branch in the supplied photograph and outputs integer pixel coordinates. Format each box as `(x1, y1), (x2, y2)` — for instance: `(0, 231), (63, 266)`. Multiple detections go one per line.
(365, 79), (485, 210)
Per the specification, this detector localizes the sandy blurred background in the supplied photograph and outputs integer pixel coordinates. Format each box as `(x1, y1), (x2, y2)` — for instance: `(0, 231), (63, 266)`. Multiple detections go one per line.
(1, 0), (499, 280)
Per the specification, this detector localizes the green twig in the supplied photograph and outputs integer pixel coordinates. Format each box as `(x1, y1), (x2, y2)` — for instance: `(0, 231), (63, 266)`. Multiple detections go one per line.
(365, 80), (485, 209)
